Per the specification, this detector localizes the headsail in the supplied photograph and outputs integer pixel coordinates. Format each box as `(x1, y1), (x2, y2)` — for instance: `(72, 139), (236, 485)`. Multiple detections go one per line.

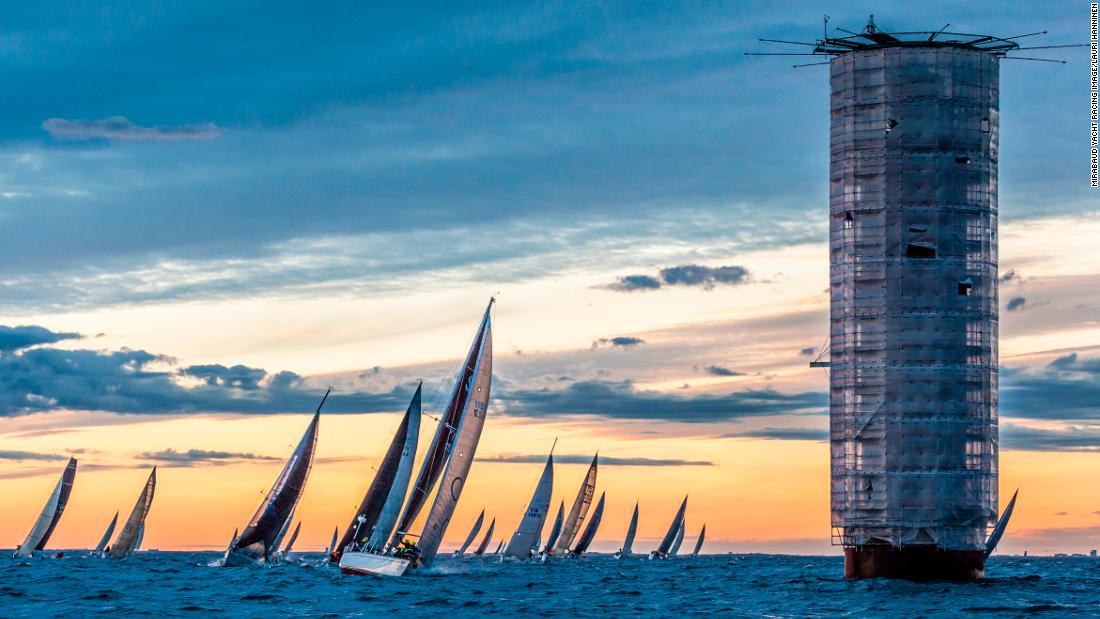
(282, 521), (301, 555)
(225, 391), (324, 564)
(269, 507), (296, 558)
(493, 539), (504, 555)
(415, 299), (494, 567)
(107, 467), (157, 558)
(504, 443), (554, 558)
(691, 524), (706, 557)
(474, 517), (496, 555)
(335, 385), (422, 560)
(134, 523), (145, 552)
(457, 510), (485, 554)
(94, 511), (119, 553)
(621, 501), (639, 556)
(14, 457), (77, 557)
(655, 495), (687, 557)
(571, 491), (605, 556)
(985, 488), (1019, 559)
(543, 501), (564, 553)
(552, 453), (597, 554)
(670, 518), (686, 556)
(327, 526), (338, 557)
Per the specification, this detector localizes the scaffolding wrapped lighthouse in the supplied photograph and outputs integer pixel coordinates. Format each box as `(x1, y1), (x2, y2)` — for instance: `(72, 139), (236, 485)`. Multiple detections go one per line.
(821, 19), (1014, 580)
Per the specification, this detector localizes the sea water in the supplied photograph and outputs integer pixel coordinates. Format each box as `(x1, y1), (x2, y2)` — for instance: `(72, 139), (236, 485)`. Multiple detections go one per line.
(1, 552), (1095, 617)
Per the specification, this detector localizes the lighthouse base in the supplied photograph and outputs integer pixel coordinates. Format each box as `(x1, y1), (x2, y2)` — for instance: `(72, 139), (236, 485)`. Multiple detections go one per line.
(844, 545), (984, 581)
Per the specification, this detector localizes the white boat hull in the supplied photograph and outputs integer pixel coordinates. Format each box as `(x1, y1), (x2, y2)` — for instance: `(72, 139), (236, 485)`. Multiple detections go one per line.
(339, 552), (411, 577)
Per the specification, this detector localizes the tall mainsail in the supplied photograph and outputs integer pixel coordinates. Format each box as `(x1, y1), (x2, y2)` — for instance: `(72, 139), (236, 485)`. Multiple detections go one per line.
(334, 385), (422, 559)
(225, 392), (325, 564)
(14, 457), (77, 558)
(282, 521), (301, 555)
(552, 453), (597, 554)
(621, 501), (639, 555)
(107, 467), (157, 558)
(571, 491), (605, 556)
(95, 511), (119, 553)
(414, 300), (494, 567)
(504, 445), (554, 558)
(985, 488), (1020, 559)
(691, 524), (706, 557)
(473, 517), (495, 555)
(543, 501), (565, 553)
(655, 495), (688, 557)
(457, 509), (485, 554)
(670, 518), (686, 556)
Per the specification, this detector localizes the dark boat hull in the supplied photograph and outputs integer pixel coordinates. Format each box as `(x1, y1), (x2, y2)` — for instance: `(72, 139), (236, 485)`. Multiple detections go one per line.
(844, 545), (985, 581)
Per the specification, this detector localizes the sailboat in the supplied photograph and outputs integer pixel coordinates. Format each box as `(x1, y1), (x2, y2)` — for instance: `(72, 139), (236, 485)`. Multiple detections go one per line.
(503, 442), (555, 559)
(93, 511), (119, 553)
(332, 385), (422, 562)
(107, 467), (157, 558)
(493, 539), (504, 555)
(691, 524), (706, 557)
(340, 299), (494, 576)
(325, 527), (338, 560)
(14, 457), (78, 558)
(615, 501), (639, 559)
(222, 391), (326, 566)
(550, 453), (597, 556)
(985, 488), (1020, 559)
(279, 521), (301, 560)
(540, 501), (565, 558)
(650, 495), (687, 560)
(669, 518), (686, 556)
(455, 510), (485, 555)
(473, 518), (496, 556)
(570, 491), (605, 557)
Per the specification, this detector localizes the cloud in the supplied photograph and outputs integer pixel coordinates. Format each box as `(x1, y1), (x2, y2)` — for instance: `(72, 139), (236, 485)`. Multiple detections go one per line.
(476, 453), (713, 466)
(723, 427), (828, 442)
(0, 450), (68, 461)
(1006, 296), (1027, 311)
(704, 365), (743, 377)
(602, 264), (752, 293)
(0, 325), (80, 352)
(591, 336), (645, 349)
(42, 116), (222, 141)
(1000, 424), (1100, 452)
(799, 347), (817, 356)
(181, 364), (268, 390)
(497, 379), (826, 423)
(1054, 511), (1069, 516)
(138, 448), (279, 466)
(999, 270), (1021, 284)
(1001, 354), (1100, 422)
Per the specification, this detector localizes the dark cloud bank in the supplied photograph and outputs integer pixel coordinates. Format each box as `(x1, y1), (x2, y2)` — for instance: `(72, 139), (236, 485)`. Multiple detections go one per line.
(605, 264), (751, 292)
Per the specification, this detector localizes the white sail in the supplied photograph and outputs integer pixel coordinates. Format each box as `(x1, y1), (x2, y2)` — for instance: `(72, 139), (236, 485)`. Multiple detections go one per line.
(94, 511), (119, 553)
(621, 501), (639, 556)
(415, 300), (494, 567)
(365, 388), (422, 551)
(14, 457), (77, 558)
(669, 518), (686, 556)
(504, 447), (554, 558)
(691, 524), (706, 557)
(552, 453), (597, 554)
(107, 467), (157, 558)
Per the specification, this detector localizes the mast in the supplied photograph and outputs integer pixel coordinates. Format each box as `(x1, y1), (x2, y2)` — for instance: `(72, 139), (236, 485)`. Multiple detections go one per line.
(691, 524), (706, 557)
(542, 501), (564, 553)
(571, 492), (605, 556)
(226, 391), (324, 564)
(94, 511), (119, 553)
(334, 385), (422, 559)
(656, 495), (688, 557)
(473, 517), (495, 555)
(504, 442), (555, 558)
(552, 453), (597, 554)
(14, 457), (77, 557)
(107, 467), (157, 558)
(621, 501), (639, 555)
(414, 299), (495, 567)
(457, 510), (485, 554)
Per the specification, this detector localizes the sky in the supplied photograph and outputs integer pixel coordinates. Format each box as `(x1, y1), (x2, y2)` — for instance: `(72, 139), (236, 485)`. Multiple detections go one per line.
(0, 1), (1097, 556)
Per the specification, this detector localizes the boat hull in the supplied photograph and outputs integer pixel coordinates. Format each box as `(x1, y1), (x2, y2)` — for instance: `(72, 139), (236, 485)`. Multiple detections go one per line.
(339, 552), (411, 577)
(844, 545), (985, 581)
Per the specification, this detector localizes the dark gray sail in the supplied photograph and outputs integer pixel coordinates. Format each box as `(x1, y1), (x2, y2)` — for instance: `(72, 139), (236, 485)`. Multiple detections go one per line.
(571, 491), (605, 556)
(14, 457), (77, 557)
(691, 524), (706, 557)
(504, 446), (554, 558)
(334, 385), (421, 560)
(134, 523), (145, 551)
(543, 501), (564, 553)
(457, 510), (485, 554)
(670, 518), (686, 556)
(225, 392), (325, 565)
(94, 511), (119, 553)
(327, 527), (338, 557)
(621, 501), (639, 556)
(655, 495), (687, 557)
(107, 467), (157, 558)
(282, 521), (301, 555)
(552, 453), (597, 554)
(985, 489), (1019, 558)
(474, 517), (496, 555)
